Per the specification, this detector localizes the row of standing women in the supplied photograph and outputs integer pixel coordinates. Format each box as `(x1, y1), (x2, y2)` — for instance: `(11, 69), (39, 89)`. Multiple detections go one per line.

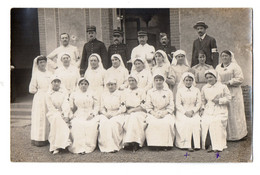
(29, 49), (247, 154)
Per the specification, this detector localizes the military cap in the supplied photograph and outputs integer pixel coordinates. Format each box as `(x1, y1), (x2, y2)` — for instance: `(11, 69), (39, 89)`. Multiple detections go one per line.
(113, 29), (123, 36)
(87, 25), (96, 32)
(137, 30), (148, 36)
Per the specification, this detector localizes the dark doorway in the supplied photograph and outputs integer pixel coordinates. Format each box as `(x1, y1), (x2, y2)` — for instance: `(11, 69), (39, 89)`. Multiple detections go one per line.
(120, 8), (170, 58)
(11, 8), (40, 102)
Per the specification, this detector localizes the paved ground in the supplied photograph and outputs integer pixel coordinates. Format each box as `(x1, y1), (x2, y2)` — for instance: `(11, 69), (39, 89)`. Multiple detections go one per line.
(10, 118), (252, 163)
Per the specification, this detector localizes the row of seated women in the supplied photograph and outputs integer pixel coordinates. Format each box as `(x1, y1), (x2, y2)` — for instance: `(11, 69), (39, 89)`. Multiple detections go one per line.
(29, 49), (248, 154)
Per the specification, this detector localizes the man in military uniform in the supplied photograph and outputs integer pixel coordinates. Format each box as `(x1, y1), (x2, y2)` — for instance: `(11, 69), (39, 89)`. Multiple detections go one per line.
(107, 29), (129, 70)
(130, 31), (155, 69)
(191, 21), (219, 68)
(80, 25), (108, 75)
(157, 33), (176, 63)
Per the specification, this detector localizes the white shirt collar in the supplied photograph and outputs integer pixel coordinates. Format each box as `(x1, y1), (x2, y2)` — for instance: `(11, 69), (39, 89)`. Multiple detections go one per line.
(199, 33), (207, 40)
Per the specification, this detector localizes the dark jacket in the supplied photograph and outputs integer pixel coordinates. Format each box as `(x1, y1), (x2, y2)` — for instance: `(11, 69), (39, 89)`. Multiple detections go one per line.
(107, 43), (129, 69)
(157, 43), (176, 63)
(80, 38), (108, 75)
(191, 34), (219, 68)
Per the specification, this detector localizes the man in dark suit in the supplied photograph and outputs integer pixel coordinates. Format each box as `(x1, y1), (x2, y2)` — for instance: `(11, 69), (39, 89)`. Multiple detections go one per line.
(107, 29), (129, 70)
(80, 25), (108, 75)
(156, 33), (176, 63)
(191, 21), (219, 68)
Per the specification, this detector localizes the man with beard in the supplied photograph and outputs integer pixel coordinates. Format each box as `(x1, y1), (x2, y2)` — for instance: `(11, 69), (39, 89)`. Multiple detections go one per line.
(107, 29), (129, 70)
(156, 33), (176, 63)
(130, 31), (155, 69)
(80, 25), (108, 75)
(191, 21), (219, 68)
(47, 33), (80, 71)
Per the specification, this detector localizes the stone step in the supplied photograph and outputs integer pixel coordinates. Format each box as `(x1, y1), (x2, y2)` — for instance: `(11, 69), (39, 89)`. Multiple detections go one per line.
(11, 108), (31, 116)
(11, 115), (31, 120)
(11, 103), (32, 109)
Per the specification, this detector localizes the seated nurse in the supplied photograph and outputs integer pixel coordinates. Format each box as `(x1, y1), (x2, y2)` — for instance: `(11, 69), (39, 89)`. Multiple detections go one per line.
(45, 75), (71, 154)
(200, 69), (231, 152)
(68, 77), (99, 154)
(145, 73), (175, 150)
(175, 72), (201, 152)
(122, 74), (147, 152)
(97, 78), (126, 153)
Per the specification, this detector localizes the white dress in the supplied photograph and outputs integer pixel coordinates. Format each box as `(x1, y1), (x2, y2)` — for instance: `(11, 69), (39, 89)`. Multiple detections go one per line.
(122, 88), (147, 147)
(68, 90), (100, 154)
(105, 66), (129, 90)
(45, 88), (71, 152)
(29, 70), (52, 142)
(201, 82), (231, 151)
(216, 63), (248, 140)
(97, 90), (126, 152)
(175, 86), (201, 149)
(54, 65), (80, 94)
(84, 67), (106, 105)
(131, 69), (153, 93)
(145, 87), (175, 147)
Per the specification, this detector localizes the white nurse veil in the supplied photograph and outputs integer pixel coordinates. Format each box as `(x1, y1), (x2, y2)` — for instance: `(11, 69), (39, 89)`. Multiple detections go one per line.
(111, 54), (126, 68)
(31, 55), (44, 77)
(85, 53), (105, 77)
(131, 55), (150, 73)
(177, 72), (196, 89)
(154, 50), (171, 67)
(171, 50), (189, 66)
(229, 51), (238, 65)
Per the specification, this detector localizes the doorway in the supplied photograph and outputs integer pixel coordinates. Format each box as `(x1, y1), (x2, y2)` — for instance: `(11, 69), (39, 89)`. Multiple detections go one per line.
(11, 8), (40, 102)
(120, 8), (170, 57)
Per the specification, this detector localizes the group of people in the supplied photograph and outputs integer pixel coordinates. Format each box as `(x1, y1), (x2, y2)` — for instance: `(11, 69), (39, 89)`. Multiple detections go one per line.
(29, 21), (248, 155)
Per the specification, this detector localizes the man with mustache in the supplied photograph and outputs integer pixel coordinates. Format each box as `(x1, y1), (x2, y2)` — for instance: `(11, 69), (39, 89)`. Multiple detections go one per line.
(130, 31), (155, 69)
(191, 21), (219, 68)
(80, 25), (108, 75)
(47, 33), (80, 71)
(156, 33), (176, 63)
(107, 29), (129, 70)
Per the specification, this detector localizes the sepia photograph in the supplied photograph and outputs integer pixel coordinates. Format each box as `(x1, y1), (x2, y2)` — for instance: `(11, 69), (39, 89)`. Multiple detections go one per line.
(10, 7), (253, 163)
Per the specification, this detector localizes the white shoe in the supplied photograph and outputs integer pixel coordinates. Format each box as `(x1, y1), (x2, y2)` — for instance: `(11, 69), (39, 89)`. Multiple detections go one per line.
(52, 150), (59, 155)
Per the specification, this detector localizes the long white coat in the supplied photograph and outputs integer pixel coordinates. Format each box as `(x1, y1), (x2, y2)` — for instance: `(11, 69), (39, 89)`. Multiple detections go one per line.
(201, 82), (231, 151)
(68, 90), (99, 154)
(175, 86), (201, 149)
(97, 90), (126, 152)
(122, 88), (147, 147)
(29, 70), (52, 142)
(145, 87), (175, 147)
(45, 87), (71, 152)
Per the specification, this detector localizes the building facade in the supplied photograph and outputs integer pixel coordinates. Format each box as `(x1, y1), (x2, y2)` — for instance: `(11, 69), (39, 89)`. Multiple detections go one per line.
(11, 8), (252, 100)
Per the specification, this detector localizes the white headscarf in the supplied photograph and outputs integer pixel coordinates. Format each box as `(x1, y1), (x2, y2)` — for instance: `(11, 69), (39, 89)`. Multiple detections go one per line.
(75, 77), (90, 92)
(154, 50), (171, 67)
(60, 53), (72, 61)
(32, 55), (47, 76)
(204, 69), (221, 82)
(85, 53), (105, 75)
(128, 74), (139, 87)
(131, 56), (150, 73)
(111, 54), (126, 69)
(171, 50), (189, 66)
(47, 75), (67, 94)
(105, 77), (117, 85)
(178, 72), (196, 89)
(220, 50), (238, 65)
